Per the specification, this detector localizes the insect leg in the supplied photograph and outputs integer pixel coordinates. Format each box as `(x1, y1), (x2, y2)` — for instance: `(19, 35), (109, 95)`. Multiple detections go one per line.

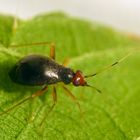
(10, 42), (56, 59)
(0, 86), (48, 116)
(40, 86), (57, 126)
(9, 42), (54, 48)
(62, 58), (69, 66)
(12, 0), (20, 34)
(12, 9), (19, 34)
(62, 86), (83, 116)
(49, 43), (55, 60)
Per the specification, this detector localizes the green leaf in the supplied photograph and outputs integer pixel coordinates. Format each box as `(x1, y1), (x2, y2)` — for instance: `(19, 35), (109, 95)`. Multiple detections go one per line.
(0, 12), (140, 140)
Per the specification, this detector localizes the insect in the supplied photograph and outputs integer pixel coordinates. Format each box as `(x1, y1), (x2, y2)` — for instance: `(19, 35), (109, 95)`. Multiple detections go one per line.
(0, 42), (131, 125)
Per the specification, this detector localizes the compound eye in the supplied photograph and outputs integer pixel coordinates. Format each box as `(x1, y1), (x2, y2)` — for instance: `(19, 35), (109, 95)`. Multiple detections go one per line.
(72, 70), (87, 86)
(73, 77), (81, 86)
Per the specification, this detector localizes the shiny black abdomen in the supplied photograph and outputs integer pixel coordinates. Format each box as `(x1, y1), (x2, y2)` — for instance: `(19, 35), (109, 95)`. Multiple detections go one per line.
(9, 55), (74, 86)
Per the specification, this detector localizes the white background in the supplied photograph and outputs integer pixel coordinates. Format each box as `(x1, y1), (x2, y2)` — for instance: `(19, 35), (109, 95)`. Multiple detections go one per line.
(0, 0), (140, 35)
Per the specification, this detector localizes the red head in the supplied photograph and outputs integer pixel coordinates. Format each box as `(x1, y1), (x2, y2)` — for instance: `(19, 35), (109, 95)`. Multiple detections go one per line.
(72, 70), (87, 86)
(72, 70), (101, 93)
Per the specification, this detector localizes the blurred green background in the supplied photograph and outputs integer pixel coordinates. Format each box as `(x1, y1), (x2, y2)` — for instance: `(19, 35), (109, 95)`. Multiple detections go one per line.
(0, 13), (140, 140)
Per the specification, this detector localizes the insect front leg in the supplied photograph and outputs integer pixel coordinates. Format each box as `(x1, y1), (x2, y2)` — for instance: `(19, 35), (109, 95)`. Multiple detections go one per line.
(62, 86), (83, 118)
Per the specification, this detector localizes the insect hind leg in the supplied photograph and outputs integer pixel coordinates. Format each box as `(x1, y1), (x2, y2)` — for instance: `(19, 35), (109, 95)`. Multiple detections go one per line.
(0, 86), (48, 116)
(40, 86), (57, 126)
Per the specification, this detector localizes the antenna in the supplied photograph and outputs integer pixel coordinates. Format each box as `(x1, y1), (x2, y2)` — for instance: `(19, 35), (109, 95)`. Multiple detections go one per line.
(85, 84), (102, 93)
(84, 52), (132, 78)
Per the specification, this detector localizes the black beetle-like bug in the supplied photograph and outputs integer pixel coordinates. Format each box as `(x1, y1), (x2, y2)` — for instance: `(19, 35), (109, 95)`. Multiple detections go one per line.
(0, 42), (131, 125)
